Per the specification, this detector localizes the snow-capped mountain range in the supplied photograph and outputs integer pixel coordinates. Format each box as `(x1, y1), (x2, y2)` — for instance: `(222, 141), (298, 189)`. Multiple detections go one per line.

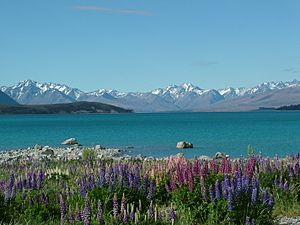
(1, 79), (300, 112)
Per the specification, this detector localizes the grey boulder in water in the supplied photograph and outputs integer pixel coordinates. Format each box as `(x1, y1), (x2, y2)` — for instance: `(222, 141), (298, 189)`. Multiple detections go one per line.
(176, 141), (193, 149)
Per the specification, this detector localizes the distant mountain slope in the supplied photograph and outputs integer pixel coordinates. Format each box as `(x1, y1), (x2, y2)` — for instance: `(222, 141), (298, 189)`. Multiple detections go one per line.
(277, 104), (300, 110)
(2, 79), (300, 112)
(0, 90), (18, 105)
(0, 102), (132, 114)
(202, 86), (300, 112)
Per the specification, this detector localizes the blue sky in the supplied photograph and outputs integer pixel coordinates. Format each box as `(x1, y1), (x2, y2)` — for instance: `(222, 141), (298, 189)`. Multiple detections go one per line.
(1, 0), (300, 92)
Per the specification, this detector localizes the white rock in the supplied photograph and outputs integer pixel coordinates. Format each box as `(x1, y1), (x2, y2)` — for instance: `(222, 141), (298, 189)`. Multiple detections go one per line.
(62, 138), (78, 145)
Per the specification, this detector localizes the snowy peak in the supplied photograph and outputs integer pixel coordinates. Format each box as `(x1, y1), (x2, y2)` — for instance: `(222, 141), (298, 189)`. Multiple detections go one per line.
(218, 80), (300, 99)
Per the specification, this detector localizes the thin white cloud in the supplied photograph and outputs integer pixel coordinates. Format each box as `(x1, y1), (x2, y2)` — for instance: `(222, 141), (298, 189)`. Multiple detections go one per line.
(283, 68), (299, 74)
(74, 6), (153, 16)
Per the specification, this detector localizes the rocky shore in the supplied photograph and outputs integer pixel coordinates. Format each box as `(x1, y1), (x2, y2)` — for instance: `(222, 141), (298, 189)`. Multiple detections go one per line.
(0, 144), (133, 163)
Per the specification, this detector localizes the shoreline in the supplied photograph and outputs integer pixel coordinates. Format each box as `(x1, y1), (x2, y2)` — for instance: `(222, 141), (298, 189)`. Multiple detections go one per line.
(1, 144), (298, 164)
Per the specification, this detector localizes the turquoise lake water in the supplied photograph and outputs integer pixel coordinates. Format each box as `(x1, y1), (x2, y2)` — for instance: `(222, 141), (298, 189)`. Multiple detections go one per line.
(0, 112), (300, 158)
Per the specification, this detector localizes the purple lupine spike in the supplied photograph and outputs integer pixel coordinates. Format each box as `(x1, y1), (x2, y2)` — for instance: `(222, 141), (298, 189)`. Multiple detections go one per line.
(242, 175), (250, 193)
(215, 179), (221, 200)
(251, 187), (258, 204)
(168, 207), (176, 223)
(187, 169), (194, 192)
(17, 178), (23, 190)
(261, 189), (268, 204)
(129, 205), (135, 221)
(251, 176), (259, 190)
(274, 176), (278, 187)
(25, 174), (31, 189)
(227, 188), (233, 211)
(245, 217), (251, 225)
(288, 164), (294, 178)
(89, 173), (95, 189)
(148, 180), (154, 201)
(295, 162), (299, 176)
(75, 203), (82, 222)
(157, 209), (162, 222)
(97, 200), (104, 225)
(113, 193), (119, 223)
(133, 167), (141, 190)
(68, 205), (74, 224)
(121, 209), (127, 224)
(209, 185), (214, 203)
(59, 194), (66, 225)
(83, 195), (91, 225)
(109, 175), (114, 192)
(41, 192), (46, 202)
(284, 180), (289, 191)
(268, 194), (274, 207)
(279, 176), (284, 189)
(144, 174), (149, 195)
(29, 197), (34, 207)
(61, 180), (66, 191)
(236, 176), (242, 193)
(97, 166), (105, 187)
(121, 193), (126, 220)
(200, 176), (207, 200)
(148, 200), (154, 220)
(118, 168), (124, 187)
(31, 173), (37, 189)
(37, 171), (43, 190)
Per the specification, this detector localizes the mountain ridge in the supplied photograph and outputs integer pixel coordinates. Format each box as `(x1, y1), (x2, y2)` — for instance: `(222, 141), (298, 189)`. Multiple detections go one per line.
(1, 79), (300, 112)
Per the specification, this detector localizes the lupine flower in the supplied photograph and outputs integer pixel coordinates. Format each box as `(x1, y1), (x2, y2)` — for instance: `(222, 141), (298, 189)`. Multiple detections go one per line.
(37, 171), (43, 190)
(245, 216), (251, 225)
(148, 180), (154, 200)
(215, 179), (221, 200)
(121, 193), (126, 220)
(97, 166), (105, 187)
(148, 200), (154, 220)
(295, 162), (300, 176)
(68, 205), (74, 224)
(130, 204), (135, 222)
(284, 180), (289, 191)
(97, 200), (104, 225)
(143, 174), (149, 194)
(31, 173), (37, 189)
(268, 194), (274, 207)
(113, 193), (119, 223)
(251, 187), (258, 204)
(227, 188), (233, 211)
(274, 176), (278, 187)
(29, 197), (33, 207)
(279, 176), (284, 189)
(209, 185), (214, 203)
(200, 176), (207, 200)
(83, 195), (91, 225)
(75, 203), (81, 222)
(261, 189), (268, 204)
(122, 209), (127, 224)
(168, 207), (176, 224)
(59, 194), (66, 225)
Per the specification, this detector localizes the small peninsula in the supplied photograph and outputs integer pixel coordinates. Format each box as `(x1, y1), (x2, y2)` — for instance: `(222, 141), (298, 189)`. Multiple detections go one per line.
(0, 101), (133, 114)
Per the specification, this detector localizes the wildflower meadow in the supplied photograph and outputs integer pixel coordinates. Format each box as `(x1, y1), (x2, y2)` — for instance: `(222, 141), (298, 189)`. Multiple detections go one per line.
(0, 151), (299, 225)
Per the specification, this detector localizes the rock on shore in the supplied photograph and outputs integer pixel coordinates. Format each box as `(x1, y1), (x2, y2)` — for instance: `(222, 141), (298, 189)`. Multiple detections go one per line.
(0, 145), (130, 163)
